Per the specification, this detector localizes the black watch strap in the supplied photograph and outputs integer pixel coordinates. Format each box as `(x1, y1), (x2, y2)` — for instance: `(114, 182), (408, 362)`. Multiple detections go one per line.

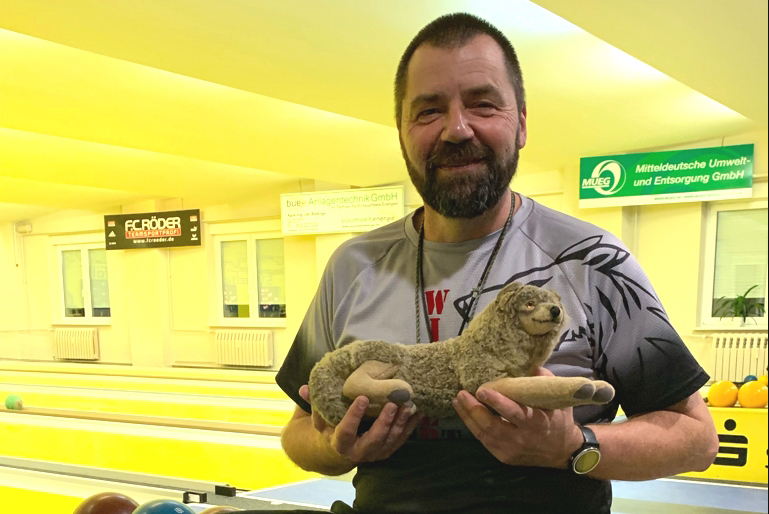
(580, 425), (599, 446)
(569, 425), (601, 475)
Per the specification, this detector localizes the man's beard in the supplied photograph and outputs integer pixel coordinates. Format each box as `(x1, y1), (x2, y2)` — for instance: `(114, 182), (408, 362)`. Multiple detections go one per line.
(403, 135), (520, 219)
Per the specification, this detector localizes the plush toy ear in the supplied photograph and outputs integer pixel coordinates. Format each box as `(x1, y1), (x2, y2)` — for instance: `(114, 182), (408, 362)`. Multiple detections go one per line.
(498, 282), (524, 307)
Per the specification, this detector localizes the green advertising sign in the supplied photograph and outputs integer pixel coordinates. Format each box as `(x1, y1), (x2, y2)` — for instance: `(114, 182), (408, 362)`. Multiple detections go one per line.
(579, 144), (754, 208)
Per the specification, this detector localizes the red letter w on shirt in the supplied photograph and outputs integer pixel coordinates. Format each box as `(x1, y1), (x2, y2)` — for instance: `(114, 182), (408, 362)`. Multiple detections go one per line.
(425, 289), (449, 341)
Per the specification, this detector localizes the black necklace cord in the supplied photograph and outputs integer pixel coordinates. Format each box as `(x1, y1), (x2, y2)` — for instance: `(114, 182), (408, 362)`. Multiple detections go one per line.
(415, 198), (515, 344)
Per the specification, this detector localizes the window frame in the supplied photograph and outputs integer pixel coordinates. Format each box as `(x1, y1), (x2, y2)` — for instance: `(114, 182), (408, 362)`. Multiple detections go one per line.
(699, 199), (768, 330)
(55, 242), (112, 326)
(213, 233), (287, 328)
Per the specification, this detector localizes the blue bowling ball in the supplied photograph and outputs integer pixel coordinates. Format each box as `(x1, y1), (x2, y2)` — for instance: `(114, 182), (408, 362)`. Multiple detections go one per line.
(133, 499), (195, 514)
(744, 375), (758, 383)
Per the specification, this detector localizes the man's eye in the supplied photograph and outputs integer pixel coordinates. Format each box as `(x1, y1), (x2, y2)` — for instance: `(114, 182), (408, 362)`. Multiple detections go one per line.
(417, 109), (439, 119)
(472, 103), (496, 111)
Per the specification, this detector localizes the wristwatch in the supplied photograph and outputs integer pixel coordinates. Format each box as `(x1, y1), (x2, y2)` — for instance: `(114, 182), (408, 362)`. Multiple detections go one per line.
(568, 425), (601, 475)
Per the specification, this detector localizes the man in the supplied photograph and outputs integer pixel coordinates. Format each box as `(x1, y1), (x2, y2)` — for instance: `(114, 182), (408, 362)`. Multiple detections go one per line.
(277, 13), (718, 514)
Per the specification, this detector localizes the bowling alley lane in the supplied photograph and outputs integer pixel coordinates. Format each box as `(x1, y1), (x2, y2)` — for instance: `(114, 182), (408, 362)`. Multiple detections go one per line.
(0, 361), (279, 383)
(0, 383), (295, 425)
(0, 370), (289, 399)
(0, 411), (317, 490)
(0, 465), (189, 512)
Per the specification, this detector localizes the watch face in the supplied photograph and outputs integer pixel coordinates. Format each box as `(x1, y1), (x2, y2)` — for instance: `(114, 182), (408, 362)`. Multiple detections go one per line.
(574, 448), (601, 474)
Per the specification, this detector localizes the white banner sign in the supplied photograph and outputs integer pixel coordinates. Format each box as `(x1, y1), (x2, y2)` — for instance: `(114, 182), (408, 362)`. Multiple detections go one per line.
(281, 186), (404, 236)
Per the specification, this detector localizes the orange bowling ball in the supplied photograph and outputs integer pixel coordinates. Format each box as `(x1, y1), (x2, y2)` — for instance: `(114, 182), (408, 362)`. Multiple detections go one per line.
(199, 507), (241, 513)
(707, 380), (739, 407)
(738, 381), (768, 408)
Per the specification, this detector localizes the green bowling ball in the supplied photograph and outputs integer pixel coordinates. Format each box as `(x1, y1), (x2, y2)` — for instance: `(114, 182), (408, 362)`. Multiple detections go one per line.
(5, 394), (23, 410)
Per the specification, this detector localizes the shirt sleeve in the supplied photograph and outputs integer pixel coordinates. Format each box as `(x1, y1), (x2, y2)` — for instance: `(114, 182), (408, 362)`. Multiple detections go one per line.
(587, 239), (709, 417)
(275, 269), (336, 413)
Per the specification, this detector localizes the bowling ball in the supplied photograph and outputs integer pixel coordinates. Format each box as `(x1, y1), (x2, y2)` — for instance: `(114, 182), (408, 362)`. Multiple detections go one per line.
(5, 394), (23, 410)
(744, 375), (758, 383)
(73, 492), (139, 514)
(199, 507), (242, 513)
(134, 499), (195, 514)
(738, 381), (768, 408)
(758, 375), (768, 387)
(707, 380), (739, 407)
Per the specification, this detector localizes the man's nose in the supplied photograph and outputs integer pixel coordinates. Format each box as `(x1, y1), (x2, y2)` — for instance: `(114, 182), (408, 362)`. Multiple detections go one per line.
(441, 106), (473, 143)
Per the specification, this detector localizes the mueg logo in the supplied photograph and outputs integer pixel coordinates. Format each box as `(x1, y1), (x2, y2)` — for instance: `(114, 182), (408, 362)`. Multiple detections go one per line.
(582, 160), (627, 196)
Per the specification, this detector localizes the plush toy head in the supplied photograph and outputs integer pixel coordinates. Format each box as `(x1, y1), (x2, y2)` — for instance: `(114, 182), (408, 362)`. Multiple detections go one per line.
(506, 284), (564, 336)
(462, 283), (566, 367)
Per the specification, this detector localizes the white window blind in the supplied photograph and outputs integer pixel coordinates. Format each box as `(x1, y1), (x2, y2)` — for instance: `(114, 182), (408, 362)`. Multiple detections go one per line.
(221, 240), (250, 318)
(59, 244), (111, 321)
(62, 249), (85, 317)
(256, 238), (287, 318)
(712, 208), (768, 315)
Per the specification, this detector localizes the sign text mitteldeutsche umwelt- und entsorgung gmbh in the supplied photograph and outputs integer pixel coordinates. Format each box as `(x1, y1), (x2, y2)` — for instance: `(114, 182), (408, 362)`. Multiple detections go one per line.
(579, 144), (753, 208)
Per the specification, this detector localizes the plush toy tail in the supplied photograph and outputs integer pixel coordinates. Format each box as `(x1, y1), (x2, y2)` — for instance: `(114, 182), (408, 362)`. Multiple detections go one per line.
(308, 351), (355, 426)
(308, 340), (408, 426)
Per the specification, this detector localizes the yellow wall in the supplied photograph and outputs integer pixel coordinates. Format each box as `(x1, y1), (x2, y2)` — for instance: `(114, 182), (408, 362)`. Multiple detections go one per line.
(0, 223), (25, 358)
(0, 180), (327, 370)
(0, 131), (766, 375)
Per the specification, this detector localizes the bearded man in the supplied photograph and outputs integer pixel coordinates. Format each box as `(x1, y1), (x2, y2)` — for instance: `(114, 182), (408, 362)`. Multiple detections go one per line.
(276, 13), (717, 514)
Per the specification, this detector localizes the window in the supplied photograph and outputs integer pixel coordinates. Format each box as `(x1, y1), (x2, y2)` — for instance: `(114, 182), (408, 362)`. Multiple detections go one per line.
(700, 201), (768, 327)
(58, 244), (111, 321)
(215, 235), (287, 325)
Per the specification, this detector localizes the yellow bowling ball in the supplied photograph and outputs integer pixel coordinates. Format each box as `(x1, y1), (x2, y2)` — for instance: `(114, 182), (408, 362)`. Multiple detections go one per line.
(708, 380), (739, 407)
(738, 381), (768, 408)
(758, 375), (768, 387)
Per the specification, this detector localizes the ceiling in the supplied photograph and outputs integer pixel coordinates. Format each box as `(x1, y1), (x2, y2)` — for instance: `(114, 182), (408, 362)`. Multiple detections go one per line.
(0, 0), (766, 223)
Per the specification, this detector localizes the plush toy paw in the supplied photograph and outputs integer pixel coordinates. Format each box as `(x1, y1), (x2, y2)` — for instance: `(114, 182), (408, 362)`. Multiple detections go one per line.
(388, 388), (411, 404)
(573, 382), (596, 400)
(342, 360), (417, 416)
(482, 376), (615, 410)
(590, 380), (615, 404)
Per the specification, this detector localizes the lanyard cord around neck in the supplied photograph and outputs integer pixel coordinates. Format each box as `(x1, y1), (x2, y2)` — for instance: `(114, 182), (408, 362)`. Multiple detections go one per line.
(415, 200), (514, 343)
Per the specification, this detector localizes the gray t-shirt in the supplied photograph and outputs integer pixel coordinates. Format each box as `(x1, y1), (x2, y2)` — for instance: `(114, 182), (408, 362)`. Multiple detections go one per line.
(277, 195), (708, 513)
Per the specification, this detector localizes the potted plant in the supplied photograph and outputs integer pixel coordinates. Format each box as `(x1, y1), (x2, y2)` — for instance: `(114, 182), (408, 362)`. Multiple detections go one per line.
(714, 285), (766, 324)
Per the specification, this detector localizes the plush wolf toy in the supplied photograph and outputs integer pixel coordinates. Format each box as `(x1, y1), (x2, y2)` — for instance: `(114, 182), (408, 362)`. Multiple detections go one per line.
(308, 282), (614, 426)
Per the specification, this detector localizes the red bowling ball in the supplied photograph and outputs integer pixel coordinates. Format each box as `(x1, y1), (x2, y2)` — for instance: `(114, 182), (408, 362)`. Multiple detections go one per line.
(73, 492), (139, 514)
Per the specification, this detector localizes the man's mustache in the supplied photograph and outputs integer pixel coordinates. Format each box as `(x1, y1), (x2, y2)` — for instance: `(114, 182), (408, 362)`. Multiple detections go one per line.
(426, 142), (493, 170)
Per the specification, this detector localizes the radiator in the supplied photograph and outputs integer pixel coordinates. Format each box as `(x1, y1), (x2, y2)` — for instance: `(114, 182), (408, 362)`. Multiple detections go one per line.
(54, 328), (100, 361)
(710, 333), (768, 382)
(215, 329), (273, 367)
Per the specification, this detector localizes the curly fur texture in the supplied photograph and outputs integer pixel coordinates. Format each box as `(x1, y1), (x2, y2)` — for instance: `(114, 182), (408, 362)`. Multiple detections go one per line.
(308, 282), (573, 426)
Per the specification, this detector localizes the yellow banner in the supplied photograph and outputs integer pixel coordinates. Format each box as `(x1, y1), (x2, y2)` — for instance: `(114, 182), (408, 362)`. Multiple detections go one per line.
(681, 407), (768, 484)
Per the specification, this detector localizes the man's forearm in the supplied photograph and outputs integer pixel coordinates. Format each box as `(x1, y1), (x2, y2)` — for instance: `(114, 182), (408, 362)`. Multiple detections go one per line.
(280, 414), (357, 476)
(586, 408), (718, 481)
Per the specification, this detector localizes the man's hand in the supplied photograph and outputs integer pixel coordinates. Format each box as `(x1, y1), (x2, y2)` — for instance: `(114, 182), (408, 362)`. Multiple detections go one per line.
(299, 385), (422, 464)
(452, 368), (584, 469)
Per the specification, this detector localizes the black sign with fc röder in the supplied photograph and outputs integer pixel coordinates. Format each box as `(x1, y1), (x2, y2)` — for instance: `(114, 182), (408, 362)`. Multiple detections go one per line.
(104, 209), (201, 250)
